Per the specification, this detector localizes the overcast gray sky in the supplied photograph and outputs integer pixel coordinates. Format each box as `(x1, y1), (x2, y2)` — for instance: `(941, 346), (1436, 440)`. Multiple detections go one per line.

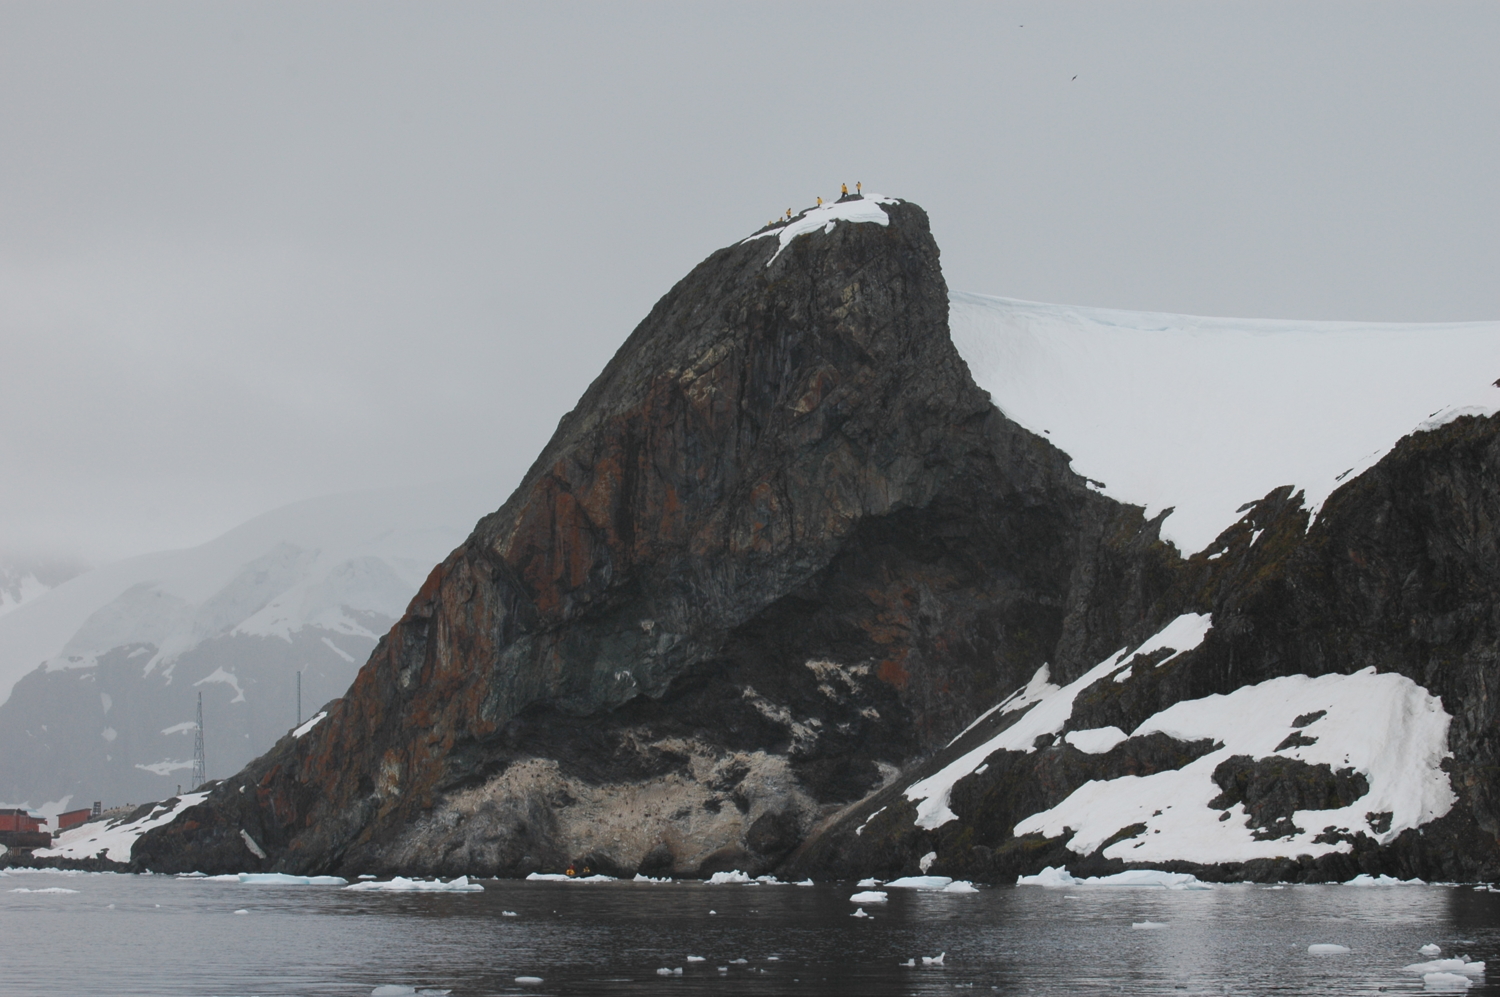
(2, 1), (1496, 564)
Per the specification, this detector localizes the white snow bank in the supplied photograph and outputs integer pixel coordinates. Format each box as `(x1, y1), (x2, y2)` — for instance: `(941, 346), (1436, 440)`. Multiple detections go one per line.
(850, 890), (888, 903)
(1345, 873), (1427, 886)
(1016, 866), (1210, 890)
(237, 872), (347, 886)
(1012, 668), (1453, 865)
(292, 711), (327, 739)
(344, 875), (482, 893)
(523, 872), (615, 883)
(905, 614), (1211, 828)
(33, 791), (209, 863)
(1065, 727), (1129, 755)
(741, 195), (900, 266)
(949, 291), (1500, 556)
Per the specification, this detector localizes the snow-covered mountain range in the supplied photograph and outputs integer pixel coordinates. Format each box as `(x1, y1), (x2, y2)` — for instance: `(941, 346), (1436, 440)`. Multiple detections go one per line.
(0, 480), (507, 820)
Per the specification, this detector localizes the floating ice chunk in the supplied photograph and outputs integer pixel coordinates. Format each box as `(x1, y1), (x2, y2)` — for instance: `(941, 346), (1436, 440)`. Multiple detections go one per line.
(796, 878), (814, 886)
(371, 988), (416, 996)
(922, 952), (946, 966)
(706, 870), (753, 885)
(943, 880), (979, 893)
(1423, 972), (1474, 991)
(850, 890), (888, 903)
(899, 959), (915, 967)
(233, 909), (249, 915)
(345, 875), (483, 892)
(729, 958), (748, 964)
(856, 877), (881, 888)
(1016, 866), (1078, 887)
(851, 908), (870, 918)
(1406, 959), (1485, 975)
(502, 910), (517, 916)
(633, 873), (671, 883)
(513, 978), (543, 986)
(1016, 866), (1209, 890)
(687, 955), (705, 962)
(1132, 921), (1168, 929)
(655, 967), (683, 976)
(177, 871), (206, 878)
(237, 872), (348, 886)
(1308, 944), (1351, 955)
(523, 872), (614, 883)
(708, 910), (716, 915)
(886, 876), (952, 890)
(1345, 873), (1427, 886)
(1422, 944), (1444, 956)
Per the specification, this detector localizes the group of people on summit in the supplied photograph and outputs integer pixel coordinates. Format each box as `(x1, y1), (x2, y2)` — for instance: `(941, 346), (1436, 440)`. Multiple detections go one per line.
(768, 181), (862, 228)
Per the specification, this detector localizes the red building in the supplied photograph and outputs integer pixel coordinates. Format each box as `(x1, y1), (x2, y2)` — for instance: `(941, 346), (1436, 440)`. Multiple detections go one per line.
(0, 809), (44, 833)
(57, 808), (91, 832)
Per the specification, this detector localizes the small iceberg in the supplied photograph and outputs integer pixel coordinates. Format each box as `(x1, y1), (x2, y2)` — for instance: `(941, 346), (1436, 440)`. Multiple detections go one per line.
(345, 876), (483, 893)
(633, 873), (671, 883)
(524, 872), (615, 883)
(686, 956), (705, 962)
(849, 890), (888, 903)
(1132, 921), (1168, 930)
(1423, 972), (1474, 992)
(705, 870), (753, 885)
(1405, 959), (1485, 976)
(655, 967), (683, 976)
(370, 989), (451, 997)
(1345, 873), (1426, 886)
(922, 953), (946, 966)
(1422, 944), (1444, 956)
(232, 909), (249, 915)
(943, 880), (979, 893)
(514, 978), (543, 986)
(851, 907), (870, 918)
(899, 958), (915, 967)
(9, 887), (79, 894)
(1016, 866), (1210, 890)
(1308, 944), (1351, 955)
(238, 872), (348, 886)
(796, 878), (814, 886)
(502, 911), (518, 917)
(856, 877), (881, 888)
(886, 875), (953, 890)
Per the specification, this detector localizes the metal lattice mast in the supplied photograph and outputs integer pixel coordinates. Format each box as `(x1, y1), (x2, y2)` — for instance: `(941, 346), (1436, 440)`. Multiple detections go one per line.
(192, 691), (206, 790)
(297, 671), (302, 727)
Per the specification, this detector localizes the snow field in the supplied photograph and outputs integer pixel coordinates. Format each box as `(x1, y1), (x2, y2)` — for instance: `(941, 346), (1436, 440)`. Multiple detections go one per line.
(949, 292), (1500, 556)
(1012, 668), (1454, 864)
(34, 791), (210, 863)
(904, 613), (1212, 829)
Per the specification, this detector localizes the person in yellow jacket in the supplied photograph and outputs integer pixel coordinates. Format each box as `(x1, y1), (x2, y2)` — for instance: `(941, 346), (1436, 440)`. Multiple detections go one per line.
(841, 183), (848, 197)
(816, 196), (823, 207)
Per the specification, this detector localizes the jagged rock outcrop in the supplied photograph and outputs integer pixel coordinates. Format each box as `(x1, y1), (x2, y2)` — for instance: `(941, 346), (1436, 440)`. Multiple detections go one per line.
(134, 199), (1183, 877)
(135, 198), (1500, 885)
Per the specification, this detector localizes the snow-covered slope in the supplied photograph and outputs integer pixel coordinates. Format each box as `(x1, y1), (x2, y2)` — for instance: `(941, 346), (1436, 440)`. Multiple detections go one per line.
(0, 480), (506, 815)
(949, 293), (1500, 555)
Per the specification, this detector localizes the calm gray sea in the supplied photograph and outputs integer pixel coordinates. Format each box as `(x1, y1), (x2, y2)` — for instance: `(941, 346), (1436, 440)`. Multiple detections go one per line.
(2, 869), (1497, 995)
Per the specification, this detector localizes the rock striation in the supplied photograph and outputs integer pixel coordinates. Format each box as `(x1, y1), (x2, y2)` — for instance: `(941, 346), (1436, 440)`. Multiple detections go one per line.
(135, 198), (1500, 883)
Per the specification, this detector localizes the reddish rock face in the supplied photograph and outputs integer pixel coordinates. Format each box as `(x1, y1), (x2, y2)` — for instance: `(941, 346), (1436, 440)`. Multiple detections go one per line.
(135, 200), (1179, 878)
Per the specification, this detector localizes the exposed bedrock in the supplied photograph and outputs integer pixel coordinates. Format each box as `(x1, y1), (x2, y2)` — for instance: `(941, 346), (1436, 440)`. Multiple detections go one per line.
(136, 200), (1500, 884)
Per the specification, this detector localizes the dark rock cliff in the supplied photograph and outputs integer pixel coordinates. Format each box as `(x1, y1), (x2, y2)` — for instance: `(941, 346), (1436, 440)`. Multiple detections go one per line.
(134, 200), (1182, 877)
(134, 199), (1500, 884)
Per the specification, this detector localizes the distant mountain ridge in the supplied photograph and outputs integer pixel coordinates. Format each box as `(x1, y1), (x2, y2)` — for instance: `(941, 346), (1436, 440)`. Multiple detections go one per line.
(0, 482), (509, 816)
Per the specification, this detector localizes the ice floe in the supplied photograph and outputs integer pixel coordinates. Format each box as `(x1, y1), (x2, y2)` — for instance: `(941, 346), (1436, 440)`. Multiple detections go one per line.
(9, 887), (78, 894)
(1423, 972), (1474, 991)
(1346, 873), (1427, 886)
(849, 890), (888, 903)
(851, 907), (870, 918)
(1132, 921), (1168, 929)
(633, 873), (672, 883)
(523, 872), (615, 883)
(1422, 944), (1444, 957)
(922, 953), (946, 966)
(705, 870), (753, 885)
(513, 978), (542, 986)
(1016, 867), (1211, 890)
(370, 988), (452, 997)
(1405, 959), (1485, 976)
(1308, 944), (1350, 955)
(856, 877), (881, 888)
(236, 872), (347, 886)
(344, 875), (482, 893)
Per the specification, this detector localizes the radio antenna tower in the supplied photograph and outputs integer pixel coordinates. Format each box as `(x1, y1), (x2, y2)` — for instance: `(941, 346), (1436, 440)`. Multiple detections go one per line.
(192, 691), (206, 790)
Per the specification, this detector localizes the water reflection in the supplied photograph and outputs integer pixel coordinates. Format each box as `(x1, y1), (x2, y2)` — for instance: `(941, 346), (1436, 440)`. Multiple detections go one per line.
(0, 870), (1496, 995)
